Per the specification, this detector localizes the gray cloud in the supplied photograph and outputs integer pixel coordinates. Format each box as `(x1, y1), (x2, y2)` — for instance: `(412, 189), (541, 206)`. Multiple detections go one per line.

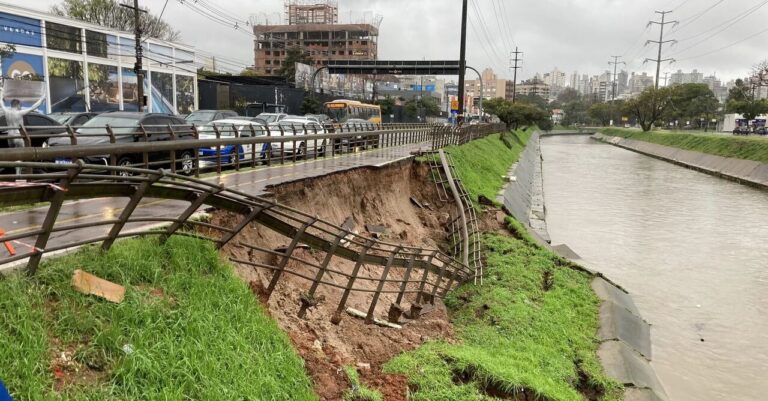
(17, 0), (768, 81)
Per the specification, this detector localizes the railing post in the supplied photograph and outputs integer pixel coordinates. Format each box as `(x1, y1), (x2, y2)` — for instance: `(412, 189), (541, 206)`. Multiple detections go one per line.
(366, 246), (403, 324)
(139, 124), (149, 170)
(106, 125), (117, 174)
(266, 216), (318, 298)
(233, 123), (241, 171)
(388, 250), (418, 323)
(192, 125), (201, 178)
(167, 124), (177, 174)
(248, 124), (257, 169)
(25, 162), (84, 276)
(331, 240), (374, 325)
(298, 230), (346, 318)
(102, 170), (165, 251)
(160, 185), (223, 243)
(213, 123), (222, 174)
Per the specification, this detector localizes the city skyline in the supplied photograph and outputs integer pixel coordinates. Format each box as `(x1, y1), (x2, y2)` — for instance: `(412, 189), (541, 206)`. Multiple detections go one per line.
(14, 0), (768, 83)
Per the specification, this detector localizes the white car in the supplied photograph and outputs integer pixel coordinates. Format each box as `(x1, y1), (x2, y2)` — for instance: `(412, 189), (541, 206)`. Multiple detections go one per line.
(197, 119), (267, 167)
(267, 118), (329, 158)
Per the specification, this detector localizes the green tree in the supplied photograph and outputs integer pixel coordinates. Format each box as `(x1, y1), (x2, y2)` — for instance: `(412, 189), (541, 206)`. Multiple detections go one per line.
(300, 96), (321, 114)
(483, 97), (551, 129)
(623, 87), (674, 132)
(404, 96), (441, 118)
(588, 102), (613, 126)
(51, 0), (179, 41)
(277, 47), (313, 82)
(377, 96), (396, 116)
(665, 84), (720, 127)
(727, 99), (768, 122)
(517, 93), (549, 110)
(727, 79), (750, 103)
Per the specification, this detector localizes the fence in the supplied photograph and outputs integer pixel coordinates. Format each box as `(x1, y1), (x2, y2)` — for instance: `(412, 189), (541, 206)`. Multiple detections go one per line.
(0, 123), (505, 324)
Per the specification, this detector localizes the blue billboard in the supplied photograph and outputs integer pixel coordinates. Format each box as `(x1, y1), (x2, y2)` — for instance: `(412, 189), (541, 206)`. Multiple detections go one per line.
(409, 84), (436, 92)
(0, 12), (42, 48)
(2, 52), (44, 80)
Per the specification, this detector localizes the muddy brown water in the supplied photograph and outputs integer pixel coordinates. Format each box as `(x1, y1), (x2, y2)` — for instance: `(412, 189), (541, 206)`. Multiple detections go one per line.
(540, 135), (768, 401)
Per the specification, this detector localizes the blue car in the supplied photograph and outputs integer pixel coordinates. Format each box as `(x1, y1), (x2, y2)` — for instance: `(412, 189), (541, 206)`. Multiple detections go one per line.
(197, 119), (268, 167)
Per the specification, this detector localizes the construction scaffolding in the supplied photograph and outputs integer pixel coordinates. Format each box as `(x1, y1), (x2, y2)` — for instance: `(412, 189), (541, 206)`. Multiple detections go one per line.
(285, 0), (339, 25)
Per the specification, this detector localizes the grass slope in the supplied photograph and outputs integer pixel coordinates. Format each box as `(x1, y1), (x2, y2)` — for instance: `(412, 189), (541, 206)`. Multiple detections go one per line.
(0, 236), (316, 401)
(600, 128), (768, 164)
(444, 129), (533, 204)
(385, 129), (621, 401)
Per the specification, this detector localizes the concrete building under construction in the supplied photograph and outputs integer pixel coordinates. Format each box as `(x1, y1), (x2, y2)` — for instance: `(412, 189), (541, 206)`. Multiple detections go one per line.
(252, 0), (380, 77)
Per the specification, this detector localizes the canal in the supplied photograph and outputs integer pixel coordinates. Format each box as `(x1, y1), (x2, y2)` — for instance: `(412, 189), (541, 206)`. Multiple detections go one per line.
(540, 135), (768, 401)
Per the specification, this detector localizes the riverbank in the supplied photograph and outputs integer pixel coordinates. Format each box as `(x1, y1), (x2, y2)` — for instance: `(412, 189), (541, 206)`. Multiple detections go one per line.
(594, 131), (768, 189)
(385, 133), (624, 401)
(599, 128), (768, 163)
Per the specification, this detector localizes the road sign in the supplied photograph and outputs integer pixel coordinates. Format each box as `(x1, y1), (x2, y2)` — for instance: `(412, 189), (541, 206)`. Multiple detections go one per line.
(451, 99), (459, 111)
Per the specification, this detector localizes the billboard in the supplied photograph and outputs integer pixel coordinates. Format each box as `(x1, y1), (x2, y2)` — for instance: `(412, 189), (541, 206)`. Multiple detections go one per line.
(1, 53), (46, 112)
(0, 12), (42, 48)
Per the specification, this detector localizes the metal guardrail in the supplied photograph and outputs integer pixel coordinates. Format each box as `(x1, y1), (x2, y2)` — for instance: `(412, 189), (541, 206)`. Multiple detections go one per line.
(0, 123), (505, 324)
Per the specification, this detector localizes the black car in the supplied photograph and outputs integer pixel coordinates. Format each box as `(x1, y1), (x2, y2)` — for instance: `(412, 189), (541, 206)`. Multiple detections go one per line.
(0, 112), (66, 148)
(732, 126), (751, 136)
(48, 112), (100, 126)
(185, 110), (238, 125)
(48, 112), (196, 176)
(756, 126), (767, 136)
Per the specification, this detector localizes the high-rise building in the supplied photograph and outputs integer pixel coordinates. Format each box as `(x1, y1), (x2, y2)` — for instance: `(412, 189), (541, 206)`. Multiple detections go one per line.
(516, 78), (550, 99)
(628, 72), (655, 95)
(252, 1), (380, 76)
(464, 68), (508, 113)
(669, 69), (704, 85)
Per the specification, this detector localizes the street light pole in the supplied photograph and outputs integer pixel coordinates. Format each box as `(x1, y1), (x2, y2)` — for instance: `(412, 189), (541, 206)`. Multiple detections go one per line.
(457, 0), (468, 123)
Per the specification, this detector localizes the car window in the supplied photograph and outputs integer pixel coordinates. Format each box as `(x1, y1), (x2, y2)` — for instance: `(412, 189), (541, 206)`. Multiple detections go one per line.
(24, 115), (56, 126)
(72, 116), (89, 126)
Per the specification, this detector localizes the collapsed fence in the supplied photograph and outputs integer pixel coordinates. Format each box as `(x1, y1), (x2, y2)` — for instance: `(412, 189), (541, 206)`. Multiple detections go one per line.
(0, 123), (504, 324)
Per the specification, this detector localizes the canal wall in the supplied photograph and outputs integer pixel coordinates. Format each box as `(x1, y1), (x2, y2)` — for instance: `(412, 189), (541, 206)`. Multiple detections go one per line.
(510, 133), (672, 401)
(497, 131), (551, 243)
(593, 133), (768, 190)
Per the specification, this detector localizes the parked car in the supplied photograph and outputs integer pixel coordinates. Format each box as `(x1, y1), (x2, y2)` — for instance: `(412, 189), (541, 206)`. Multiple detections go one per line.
(256, 113), (288, 124)
(733, 126), (751, 136)
(267, 118), (328, 158)
(0, 111), (66, 148)
(335, 118), (378, 150)
(197, 119), (267, 167)
(756, 126), (767, 136)
(185, 110), (238, 125)
(48, 112), (196, 176)
(305, 114), (331, 124)
(48, 112), (100, 126)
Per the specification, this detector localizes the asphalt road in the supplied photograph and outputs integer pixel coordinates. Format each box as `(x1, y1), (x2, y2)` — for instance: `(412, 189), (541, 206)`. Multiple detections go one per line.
(0, 141), (432, 269)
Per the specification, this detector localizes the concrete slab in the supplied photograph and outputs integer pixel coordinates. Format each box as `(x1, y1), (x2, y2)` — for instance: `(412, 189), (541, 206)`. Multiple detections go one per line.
(591, 277), (640, 317)
(598, 341), (669, 400)
(599, 301), (652, 360)
(551, 244), (582, 260)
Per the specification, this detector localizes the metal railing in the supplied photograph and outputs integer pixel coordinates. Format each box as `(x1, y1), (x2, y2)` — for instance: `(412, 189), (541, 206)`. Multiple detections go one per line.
(0, 123), (505, 324)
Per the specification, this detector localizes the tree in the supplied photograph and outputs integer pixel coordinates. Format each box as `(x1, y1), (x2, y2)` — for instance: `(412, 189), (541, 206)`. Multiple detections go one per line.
(482, 97), (551, 129)
(588, 102), (613, 126)
(623, 87), (673, 132)
(377, 96), (396, 116)
(556, 87), (581, 104)
(0, 44), (15, 79)
(51, 0), (180, 41)
(300, 96), (321, 114)
(404, 96), (441, 119)
(727, 98), (768, 122)
(727, 79), (750, 103)
(277, 47), (313, 82)
(666, 83), (720, 127)
(517, 93), (549, 110)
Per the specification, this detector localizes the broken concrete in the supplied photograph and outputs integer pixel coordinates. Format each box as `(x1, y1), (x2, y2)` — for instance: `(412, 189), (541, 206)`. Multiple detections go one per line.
(598, 341), (670, 401)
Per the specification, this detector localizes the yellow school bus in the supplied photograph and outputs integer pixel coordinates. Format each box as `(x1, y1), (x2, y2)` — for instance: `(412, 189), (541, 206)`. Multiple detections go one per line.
(323, 99), (382, 124)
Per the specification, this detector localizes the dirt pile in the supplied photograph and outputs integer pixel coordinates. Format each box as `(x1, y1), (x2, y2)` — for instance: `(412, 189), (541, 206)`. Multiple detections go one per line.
(213, 161), (462, 400)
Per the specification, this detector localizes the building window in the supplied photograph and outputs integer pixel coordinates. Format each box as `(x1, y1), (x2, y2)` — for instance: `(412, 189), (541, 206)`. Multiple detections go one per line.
(266, 60), (271, 65)
(265, 51), (271, 55)
(46, 21), (82, 54)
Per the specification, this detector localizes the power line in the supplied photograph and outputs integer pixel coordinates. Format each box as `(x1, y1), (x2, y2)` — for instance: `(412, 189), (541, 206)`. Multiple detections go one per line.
(468, 0), (508, 68)
(669, 0), (726, 34)
(677, 25), (768, 61)
(645, 10), (678, 89)
(609, 55), (626, 101)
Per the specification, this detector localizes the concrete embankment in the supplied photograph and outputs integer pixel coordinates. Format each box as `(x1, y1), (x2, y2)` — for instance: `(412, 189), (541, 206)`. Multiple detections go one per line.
(504, 132), (671, 401)
(497, 131), (550, 243)
(593, 132), (768, 190)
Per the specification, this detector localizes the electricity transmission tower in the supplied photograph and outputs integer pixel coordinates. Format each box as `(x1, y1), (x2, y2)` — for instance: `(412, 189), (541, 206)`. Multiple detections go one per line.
(645, 10), (678, 89)
(510, 47), (523, 103)
(609, 55), (626, 102)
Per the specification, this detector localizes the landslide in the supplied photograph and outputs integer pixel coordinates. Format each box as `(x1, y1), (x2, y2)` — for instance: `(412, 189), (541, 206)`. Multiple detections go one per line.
(212, 160), (461, 401)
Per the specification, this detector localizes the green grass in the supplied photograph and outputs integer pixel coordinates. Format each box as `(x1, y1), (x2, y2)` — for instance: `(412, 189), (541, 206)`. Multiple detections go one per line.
(385, 218), (621, 401)
(600, 127), (768, 164)
(443, 129), (534, 205)
(342, 366), (382, 401)
(0, 236), (317, 401)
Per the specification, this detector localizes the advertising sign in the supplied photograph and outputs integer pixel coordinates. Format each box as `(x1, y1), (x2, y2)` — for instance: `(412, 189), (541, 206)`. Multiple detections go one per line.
(0, 12), (42, 48)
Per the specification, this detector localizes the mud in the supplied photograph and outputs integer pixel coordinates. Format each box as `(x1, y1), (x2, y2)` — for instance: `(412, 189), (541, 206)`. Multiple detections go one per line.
(213, 161), (461, 400)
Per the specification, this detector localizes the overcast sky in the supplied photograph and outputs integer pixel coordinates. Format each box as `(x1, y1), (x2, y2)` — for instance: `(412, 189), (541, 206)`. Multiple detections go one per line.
(20, 0), (768, 82)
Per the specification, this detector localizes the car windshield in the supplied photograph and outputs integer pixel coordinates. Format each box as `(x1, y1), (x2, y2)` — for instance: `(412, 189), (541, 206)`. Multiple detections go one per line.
(49, 114), (73, 124)
(258, 114), (281, 123)
(185, 111), (217, 123)
(78, 116), (139, 135)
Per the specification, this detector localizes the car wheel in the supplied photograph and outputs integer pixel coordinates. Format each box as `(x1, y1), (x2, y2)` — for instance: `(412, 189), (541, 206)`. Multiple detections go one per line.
(228, 148), (239, 166)
(178, 150), (195, 175)
(319, 140), (327, 157)
(298, 142), (307, 160)
(116, 156), (135, 177)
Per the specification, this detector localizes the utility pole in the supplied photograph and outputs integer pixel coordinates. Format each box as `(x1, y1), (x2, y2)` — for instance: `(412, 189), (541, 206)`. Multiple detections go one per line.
(662, 71), (670, 87)
(609, 55), (625, 102)
(121, 0), (147, 111)
(510, 47), (523, 103)
(457, 0), (468, 122)
(645, 10), (678, 89)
